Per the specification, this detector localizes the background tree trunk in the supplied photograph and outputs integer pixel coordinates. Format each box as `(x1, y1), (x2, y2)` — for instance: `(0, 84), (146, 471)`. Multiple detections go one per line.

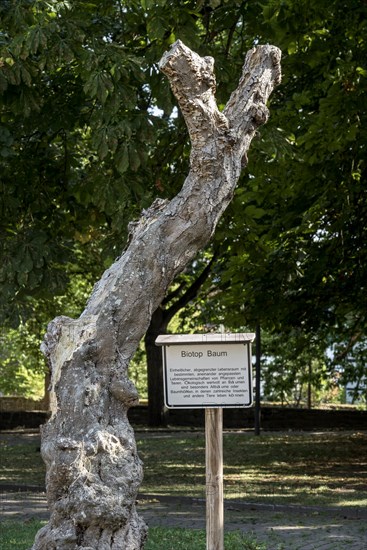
(32, 40), (281, 549)
(145, 256), (215, 426)
(145, 307), (169, 427)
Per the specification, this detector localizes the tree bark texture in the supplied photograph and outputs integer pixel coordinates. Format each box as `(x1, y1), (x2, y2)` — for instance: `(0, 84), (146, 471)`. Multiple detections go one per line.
(32, 40), (281, 549)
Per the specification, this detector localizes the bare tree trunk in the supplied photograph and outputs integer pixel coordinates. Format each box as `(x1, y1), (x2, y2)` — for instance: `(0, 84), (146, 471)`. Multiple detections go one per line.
(32, 40), (281, 549)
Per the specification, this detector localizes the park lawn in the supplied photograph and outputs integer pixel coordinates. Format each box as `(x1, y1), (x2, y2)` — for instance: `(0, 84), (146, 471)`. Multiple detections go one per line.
(0, 521), (265, 550)
(1, 431), (366, 509)
(0, 442), (45, 487)
(138, 431), (367, 508)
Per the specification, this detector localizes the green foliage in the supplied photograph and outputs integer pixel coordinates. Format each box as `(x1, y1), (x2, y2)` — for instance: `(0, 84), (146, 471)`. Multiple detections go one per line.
(1, 0), (367, 398)
(260, 329), (330, 406)
(0, 273), (93, 397)
(0, 0), (164, 325)
(331, 332), (367, 405)
(174, 0), (367, 396)
(225, 0), (367, 338)
(0, 324), (45, 398)
(0, 0), (274, 327)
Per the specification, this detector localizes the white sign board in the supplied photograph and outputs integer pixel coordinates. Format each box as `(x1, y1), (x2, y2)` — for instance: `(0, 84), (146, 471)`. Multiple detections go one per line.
(156, 334), (254, 409)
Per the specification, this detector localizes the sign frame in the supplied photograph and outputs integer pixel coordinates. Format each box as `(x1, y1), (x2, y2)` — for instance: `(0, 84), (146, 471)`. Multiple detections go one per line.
(156, 333), (255, 409)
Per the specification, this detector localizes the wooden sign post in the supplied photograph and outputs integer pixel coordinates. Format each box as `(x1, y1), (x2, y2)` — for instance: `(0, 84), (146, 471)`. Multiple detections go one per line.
(156, 333), (255, 550)
(206, 407), (224, 550)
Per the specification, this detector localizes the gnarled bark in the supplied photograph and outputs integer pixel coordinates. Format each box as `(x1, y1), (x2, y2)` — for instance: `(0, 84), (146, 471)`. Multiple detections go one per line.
(32, 40), (281, 549)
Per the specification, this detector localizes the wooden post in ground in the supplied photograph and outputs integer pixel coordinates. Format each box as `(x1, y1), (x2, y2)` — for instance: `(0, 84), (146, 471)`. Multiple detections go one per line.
(254, 324), (261, 435)
(205, 407), (224, 550)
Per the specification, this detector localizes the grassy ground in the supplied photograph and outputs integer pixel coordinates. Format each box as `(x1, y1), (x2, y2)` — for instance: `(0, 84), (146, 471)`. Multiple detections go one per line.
(138, 431), (367, 508)
(0, 521), (265, 550)
(1, 430), (366, 508)
(0, 441), (45, 486)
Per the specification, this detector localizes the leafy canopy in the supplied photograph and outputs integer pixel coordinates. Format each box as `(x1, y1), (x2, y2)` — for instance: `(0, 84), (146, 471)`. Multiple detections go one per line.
(1, 0), (367, 399)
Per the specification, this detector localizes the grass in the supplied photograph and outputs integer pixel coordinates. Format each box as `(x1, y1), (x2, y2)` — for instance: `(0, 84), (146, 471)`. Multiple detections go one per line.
(138, 431), (367, 508)
(145, 528), (265, 549)
(1, 431), (366, 509)
(0, 522), (265, 550)
(0, 519), (46, 550)
(0, 442), (44, 487)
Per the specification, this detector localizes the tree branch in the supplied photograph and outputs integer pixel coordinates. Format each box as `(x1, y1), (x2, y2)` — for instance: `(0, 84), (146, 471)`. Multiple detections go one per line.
(165, 254), (217, 323)
(224, 45), (282, 162)
(159, 40), (228, 148)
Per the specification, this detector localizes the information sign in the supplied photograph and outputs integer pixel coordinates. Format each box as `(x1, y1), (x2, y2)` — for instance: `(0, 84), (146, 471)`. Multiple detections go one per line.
(156, 333), (254, 408)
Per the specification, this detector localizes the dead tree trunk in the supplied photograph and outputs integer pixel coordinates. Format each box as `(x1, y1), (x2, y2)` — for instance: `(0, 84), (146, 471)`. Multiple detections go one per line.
(32, 40), (281, 549)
